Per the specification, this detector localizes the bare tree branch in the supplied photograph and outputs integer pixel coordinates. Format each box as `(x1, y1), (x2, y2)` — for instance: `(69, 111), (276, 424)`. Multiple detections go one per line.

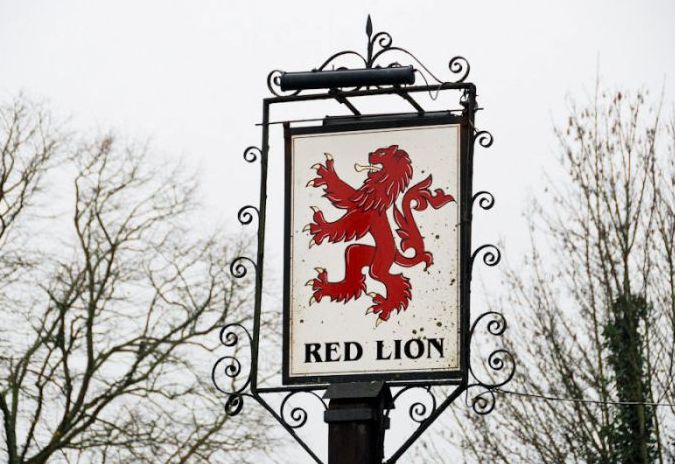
(418, 87), (674, 463)
(0, 99), (280, 463)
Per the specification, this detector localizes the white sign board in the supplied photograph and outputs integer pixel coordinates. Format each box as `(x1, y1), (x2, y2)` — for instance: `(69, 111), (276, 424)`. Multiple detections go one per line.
(283, 117), (464, 384)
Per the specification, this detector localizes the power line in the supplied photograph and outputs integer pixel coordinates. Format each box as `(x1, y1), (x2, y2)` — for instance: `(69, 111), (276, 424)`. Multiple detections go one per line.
(495, 388), (675, 408)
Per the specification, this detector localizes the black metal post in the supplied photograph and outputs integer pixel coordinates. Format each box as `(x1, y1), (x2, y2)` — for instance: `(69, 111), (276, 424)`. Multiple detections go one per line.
(323, 382), (394, 464)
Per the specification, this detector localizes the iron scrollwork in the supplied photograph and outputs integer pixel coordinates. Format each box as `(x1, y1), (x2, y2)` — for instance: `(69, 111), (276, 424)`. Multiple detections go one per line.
(237, 205), (259, 226)
(471, 243), (502, 269)
(213, 253), (257, 417)
(391, 385), (439, 424)
(474, 129), (494, 148)
(267, 70), (300, 97)
(279, 391), (328, 429)
(465, 190), (514, 416)
(472, 191), (495, 211)
(229, 256), (257, 279)
(213, 143), (260, 416)
(243, 145), (261, 163)
(267, 15), (470, 97)
(466, 311), (516, 415)
(211, 323), (254, 416)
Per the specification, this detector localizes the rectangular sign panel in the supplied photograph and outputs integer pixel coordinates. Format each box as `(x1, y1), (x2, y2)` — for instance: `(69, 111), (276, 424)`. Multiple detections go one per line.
(283, 116), (465, 384)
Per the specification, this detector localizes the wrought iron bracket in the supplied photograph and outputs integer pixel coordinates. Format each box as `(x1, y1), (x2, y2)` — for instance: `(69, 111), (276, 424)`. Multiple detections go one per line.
(329, 89), (361, 115)
(393, 86), (425, 113)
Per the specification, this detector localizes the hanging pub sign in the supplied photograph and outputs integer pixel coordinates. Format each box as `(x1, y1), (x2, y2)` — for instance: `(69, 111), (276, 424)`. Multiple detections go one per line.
(213, 15), (514, 464)
(283, 115), (468, 384)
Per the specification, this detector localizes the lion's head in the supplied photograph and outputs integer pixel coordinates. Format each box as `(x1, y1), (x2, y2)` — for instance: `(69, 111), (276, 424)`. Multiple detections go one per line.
(351, 145), (413, 213)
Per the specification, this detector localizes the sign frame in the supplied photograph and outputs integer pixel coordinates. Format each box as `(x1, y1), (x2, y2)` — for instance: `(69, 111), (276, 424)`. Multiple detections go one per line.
(281, 113), (473, 386)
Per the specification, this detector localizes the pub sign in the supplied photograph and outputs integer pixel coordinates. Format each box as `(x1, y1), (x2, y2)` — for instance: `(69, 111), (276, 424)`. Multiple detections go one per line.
(283, 115), (467, 384)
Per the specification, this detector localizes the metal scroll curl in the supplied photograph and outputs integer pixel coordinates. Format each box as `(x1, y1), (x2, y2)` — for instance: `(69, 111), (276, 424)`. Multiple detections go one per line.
(230, 256), (257, 280)
(267, 16), (470, 96)
(279, 391), (328, 429)
(465, 312), (516, 415)
(267, 70), (301, 97)
(211, 323), (254, 416)
(474, 130), (494, 148)
(471, 244), (501, 270)
(243, 146), (262, 163)
(391, 385), (438, 424)
(237, 205), (259, 226)
(472, 191), (495, 211)
(466, 387), (497, 415)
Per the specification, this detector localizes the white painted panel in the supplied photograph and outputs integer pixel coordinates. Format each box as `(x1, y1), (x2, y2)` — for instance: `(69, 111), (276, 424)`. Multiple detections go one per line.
(288, 124), (460, 379)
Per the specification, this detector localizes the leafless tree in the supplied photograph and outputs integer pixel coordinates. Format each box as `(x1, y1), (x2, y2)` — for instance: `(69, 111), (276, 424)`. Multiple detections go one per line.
(417, 85), (674, 463)
(0, 97), (280, 463)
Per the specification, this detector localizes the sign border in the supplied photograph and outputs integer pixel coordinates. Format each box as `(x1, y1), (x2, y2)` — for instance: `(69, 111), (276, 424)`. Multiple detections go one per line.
(282, 113), (472, 386)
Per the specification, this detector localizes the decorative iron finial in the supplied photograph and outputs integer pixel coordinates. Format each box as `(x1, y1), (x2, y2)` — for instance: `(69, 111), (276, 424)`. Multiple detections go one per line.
(267, 15), (471, 96)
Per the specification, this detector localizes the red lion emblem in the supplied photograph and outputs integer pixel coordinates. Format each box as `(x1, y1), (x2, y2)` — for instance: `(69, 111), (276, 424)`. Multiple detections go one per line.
(304, 145), (455, 325)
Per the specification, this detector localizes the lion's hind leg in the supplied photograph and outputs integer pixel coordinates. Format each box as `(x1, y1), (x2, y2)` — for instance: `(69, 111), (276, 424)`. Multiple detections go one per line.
(308, 244), (374, 305)
(367, 271), (412, 322)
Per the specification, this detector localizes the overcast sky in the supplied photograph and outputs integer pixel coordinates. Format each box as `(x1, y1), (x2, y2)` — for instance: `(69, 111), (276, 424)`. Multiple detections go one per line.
(1, 0), (674, 461)
(1, 0), (673, 244)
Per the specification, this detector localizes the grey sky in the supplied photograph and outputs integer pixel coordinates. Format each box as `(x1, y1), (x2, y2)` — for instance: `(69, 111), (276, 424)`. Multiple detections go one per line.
(2, 1), (673, 240)
(1, 0), (674, 461)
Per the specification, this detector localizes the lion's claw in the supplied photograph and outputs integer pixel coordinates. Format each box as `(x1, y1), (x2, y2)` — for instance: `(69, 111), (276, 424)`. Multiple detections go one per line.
(305, 207), (328, 246)
(365, 292), (399, 323)
(306, 154), (336, 190)
(307, 268), (330, 304)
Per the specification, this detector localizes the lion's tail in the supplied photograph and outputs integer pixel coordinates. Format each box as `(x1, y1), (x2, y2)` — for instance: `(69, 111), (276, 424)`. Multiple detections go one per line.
(393, 175), (455, 269)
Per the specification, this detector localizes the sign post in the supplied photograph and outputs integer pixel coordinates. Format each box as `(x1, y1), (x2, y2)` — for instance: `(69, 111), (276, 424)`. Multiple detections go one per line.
(324, 382), (392, 464)
(212, 16), (515, 463)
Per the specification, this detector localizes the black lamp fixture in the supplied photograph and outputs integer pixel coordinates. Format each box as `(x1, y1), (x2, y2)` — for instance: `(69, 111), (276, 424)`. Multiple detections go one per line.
(279, 65), (415, 91)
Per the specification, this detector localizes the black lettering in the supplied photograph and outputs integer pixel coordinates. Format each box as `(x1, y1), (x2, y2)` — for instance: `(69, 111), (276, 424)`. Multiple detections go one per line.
(394, 339), (402, 359)
(304, 343), (322, 363)
(325, 342), (340, 362)
(404, 339), (424, 359)
(427, 338), (444, 358)
(376, 340), (391, 360)
(344, 342), (363, 361)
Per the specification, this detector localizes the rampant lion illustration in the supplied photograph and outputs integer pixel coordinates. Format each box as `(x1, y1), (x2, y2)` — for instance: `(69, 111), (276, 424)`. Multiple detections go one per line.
(304, 144), (455, 325)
